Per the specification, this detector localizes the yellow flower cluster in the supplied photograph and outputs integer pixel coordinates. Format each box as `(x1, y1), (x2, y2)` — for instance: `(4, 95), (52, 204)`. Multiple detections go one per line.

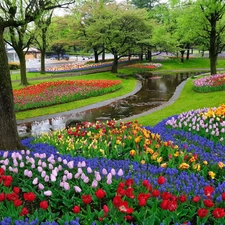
(200, 104), (225, 119)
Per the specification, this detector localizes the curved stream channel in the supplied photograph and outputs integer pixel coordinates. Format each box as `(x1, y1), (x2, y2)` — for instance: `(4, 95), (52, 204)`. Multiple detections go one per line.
(17, 72), (201, 137)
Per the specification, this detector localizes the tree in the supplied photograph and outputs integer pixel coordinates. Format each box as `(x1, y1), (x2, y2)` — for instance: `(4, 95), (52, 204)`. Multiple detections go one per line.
(70, 1), (106, 63)
(83, 3), (151, 73)
(131, 0), (159, 10)
(170, 0), (225, 74)
(48, 15), (76, 59)
(0, 0), (75, 150)
(51, 40), (70, 59)
(33, 10), (54, 74)
(198, 0), (225, 74)
(4, 24), (33, 85)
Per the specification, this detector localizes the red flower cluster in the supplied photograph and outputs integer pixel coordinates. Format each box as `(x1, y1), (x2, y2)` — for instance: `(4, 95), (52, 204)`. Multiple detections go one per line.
(0, 168), (49, 217)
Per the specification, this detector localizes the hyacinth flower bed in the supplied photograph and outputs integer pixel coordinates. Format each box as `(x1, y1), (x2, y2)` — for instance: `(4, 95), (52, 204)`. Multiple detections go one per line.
(193, 74), (225, 92)
(1, 105), (225, 224)
(13, 80), (122, 112)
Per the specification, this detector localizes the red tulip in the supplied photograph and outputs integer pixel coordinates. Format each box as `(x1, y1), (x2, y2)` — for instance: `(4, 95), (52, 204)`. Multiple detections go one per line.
(197, 208), (208, 218)
(95, 188), (106, 199)
(40, 201), (49, 210)
(158, 176), (166, 185)
(212, 208), (225, 218)
(72, 205), (80, 214)
(82, 195), (92, 204)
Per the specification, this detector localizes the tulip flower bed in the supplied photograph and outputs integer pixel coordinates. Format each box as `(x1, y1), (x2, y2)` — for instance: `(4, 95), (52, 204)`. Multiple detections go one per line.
(13, 80), (122, 111)
(31, 59), (133, 73)
(1, 104), (225, 224)
(193, 74), (225, 92)
(124, 63), (162, 70)
(165, 104), (225, 146)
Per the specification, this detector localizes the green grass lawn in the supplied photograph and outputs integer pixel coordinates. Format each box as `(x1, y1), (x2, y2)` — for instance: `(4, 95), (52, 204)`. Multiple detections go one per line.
(136, 77), (224, 126)
(153, 58), (225, 72)
(14, 58), (225, 124)
(15, 72), (137, 120)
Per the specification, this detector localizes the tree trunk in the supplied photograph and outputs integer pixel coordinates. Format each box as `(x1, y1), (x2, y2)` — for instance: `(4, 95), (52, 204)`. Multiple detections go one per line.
(148, 49), (152, 62)
(40, 49), (46, 74)
(111, 54), (118, 73)
(210, 54), (217, 75)
(0, 29), (24, 150)
(209, 19), (217, 75)
(94, 48), (99, 63)
(180, 50), (185, 63)
(186, 49), (190, 60)
(102, 48), (105, 62)
(17, 51), (29, 86)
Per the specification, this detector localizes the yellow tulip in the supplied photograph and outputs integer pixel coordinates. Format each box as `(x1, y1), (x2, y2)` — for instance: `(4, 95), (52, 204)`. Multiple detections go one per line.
(130, 150), (136, 156)
(193, 163), (201, 171)
(218, 162), (225, 169)
(208, 171), (216, 179)
(146, 148), (154, 154)
(179, 163), (190, 169)
(151, 152), (158, 160)
(157, 157), (163, 163)
(160, 163), (167, 168)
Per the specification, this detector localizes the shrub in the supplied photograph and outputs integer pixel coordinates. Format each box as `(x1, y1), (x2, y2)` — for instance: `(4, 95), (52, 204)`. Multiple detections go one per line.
(8, 62), (20, 70)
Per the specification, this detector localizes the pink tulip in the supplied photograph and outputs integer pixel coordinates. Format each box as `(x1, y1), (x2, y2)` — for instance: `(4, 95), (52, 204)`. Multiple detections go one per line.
(67, 173), (73, 180)
(118, 169), (124, 176)
(63, 182), (70, 190)
(38, 183), (44, 190)
(26, 150), (30, 155)
(50, 174), (56, 182)
(33, 178), (38, 185)
(31, 164), (35, 169)
(57, 157), (62, 162)
(83, 176), (89, 183)
(3, 151), (8, 158)
(24, 169), (29, 176)
(58, 165), (62, 171)
(48, 164), (53, 170)
(67, 161), (74, 169)
(44, 175), (49, 182)
(4, 159), (9, 166)
(37, 166), (43, 173)
(62, 175), (67, 182)
(13, 159), (18, 167)
(74, 186), (82, 193)
(74, 173), (80, 179)
(13, 168), (18, 174)
(95, 174), (101, 181)
(21, 150), (25, 154)
(44, 190), (52, 196)
(91, 180), (98, 188)
(111, 168), (116, 175)
(87, 167), (92, 173)
(102, 168), (108, 175)
(52, 169), (58, 177)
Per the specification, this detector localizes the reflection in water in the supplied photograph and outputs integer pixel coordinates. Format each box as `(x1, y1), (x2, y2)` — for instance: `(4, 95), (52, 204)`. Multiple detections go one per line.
(17, 72), (199, 137)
